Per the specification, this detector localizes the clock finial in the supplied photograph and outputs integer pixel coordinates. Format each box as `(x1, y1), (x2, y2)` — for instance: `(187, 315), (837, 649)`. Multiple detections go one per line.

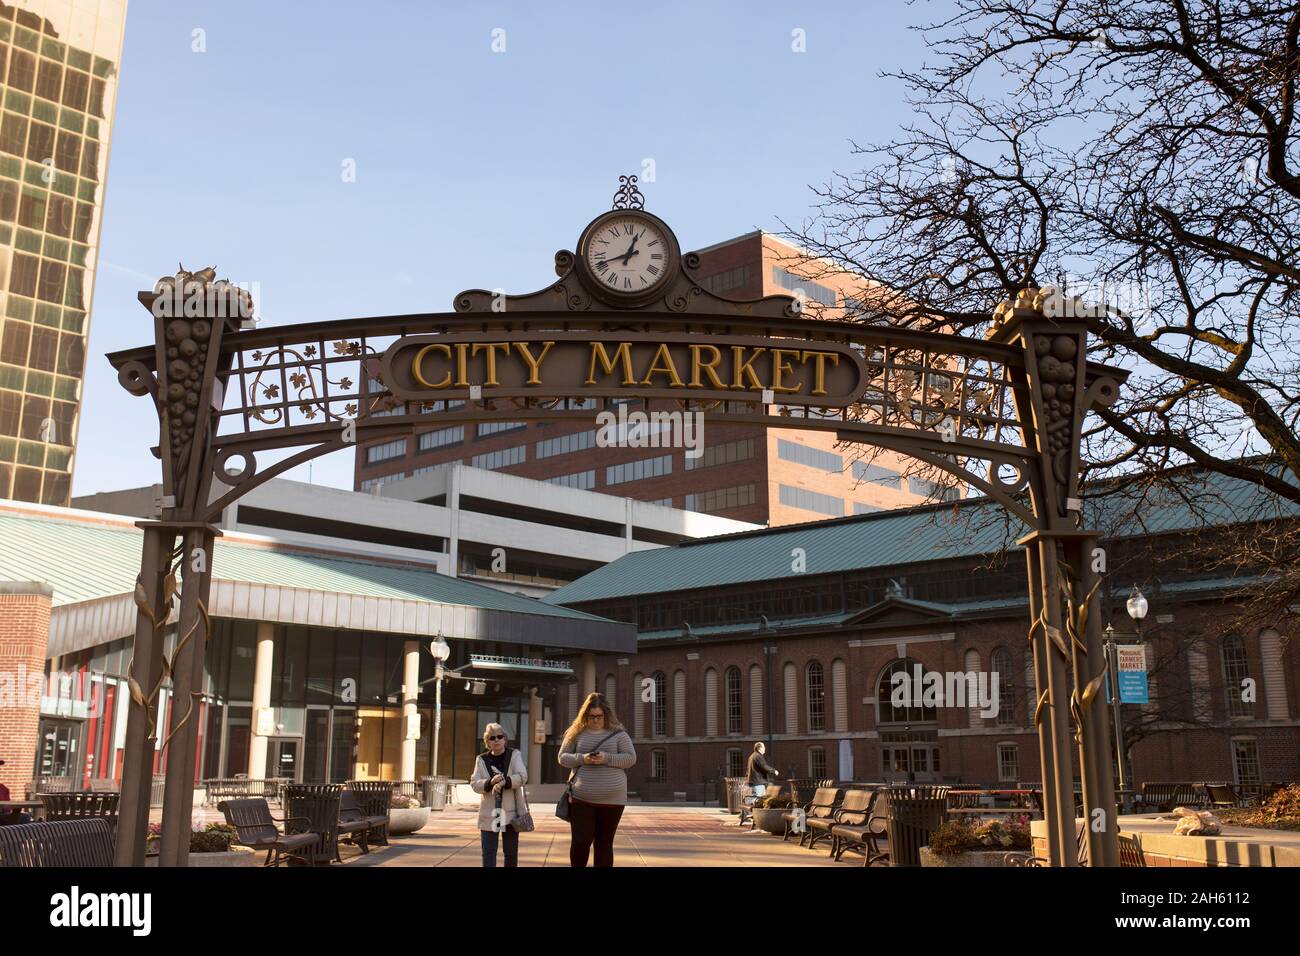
(612, 174), (645, 210)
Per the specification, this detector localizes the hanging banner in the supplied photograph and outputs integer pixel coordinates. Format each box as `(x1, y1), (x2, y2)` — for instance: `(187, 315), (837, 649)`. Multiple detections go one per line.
(1116, 644), (1149, 704)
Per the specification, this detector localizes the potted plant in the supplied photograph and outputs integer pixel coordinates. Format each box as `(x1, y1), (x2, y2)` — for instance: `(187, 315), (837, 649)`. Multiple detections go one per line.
(387, 793), (429, 835)
(145, 822), (258, 866)
(919, 816), (1032, 867)
(750, 792), (796, 835)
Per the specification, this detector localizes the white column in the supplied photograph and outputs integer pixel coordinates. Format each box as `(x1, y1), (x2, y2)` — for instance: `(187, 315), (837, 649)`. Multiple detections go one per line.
(248, 622), (275, 779)
(582, 653), (596, 697)
(400, 640), (420, 781)
(528, 688), (543, 780)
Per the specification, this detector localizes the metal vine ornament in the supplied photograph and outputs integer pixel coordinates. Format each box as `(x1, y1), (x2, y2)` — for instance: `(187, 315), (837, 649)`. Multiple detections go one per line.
(107, 179), (1129, 867)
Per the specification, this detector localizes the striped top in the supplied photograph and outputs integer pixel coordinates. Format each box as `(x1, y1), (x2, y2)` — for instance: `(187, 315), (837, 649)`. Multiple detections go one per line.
(558, 728), (637, 806)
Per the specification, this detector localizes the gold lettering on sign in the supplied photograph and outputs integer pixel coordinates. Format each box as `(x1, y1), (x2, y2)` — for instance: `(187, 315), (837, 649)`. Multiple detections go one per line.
(641, 343), (685, 387)
(731, 346), (767, 390)
(800, 350), (839, 397)
(412, 343), (453, 388)
(689, 344), (726, 389)
(586, 342), (636, 386)
(471, 342), (511, 386)
(455, 342), (470, 387)
(769, 348), (802, 394)
(512, 341), (555, 385)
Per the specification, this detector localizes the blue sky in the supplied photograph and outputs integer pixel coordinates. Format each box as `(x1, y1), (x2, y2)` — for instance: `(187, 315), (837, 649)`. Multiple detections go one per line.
(75, 0), (930, 496)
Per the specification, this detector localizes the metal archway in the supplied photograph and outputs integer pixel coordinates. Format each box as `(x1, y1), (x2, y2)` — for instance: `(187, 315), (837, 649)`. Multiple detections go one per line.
(105, 210), (1126, 868)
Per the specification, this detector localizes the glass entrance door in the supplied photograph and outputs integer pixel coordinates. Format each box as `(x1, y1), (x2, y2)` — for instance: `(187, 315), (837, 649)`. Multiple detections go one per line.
(37, 718), (83, 778)
(266, 737), (302, 782)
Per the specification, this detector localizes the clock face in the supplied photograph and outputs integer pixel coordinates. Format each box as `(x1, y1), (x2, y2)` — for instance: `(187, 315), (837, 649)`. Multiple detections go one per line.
(585, 214), (671, 295)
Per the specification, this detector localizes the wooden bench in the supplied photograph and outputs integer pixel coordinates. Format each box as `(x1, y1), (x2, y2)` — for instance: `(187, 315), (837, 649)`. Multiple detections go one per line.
(830, 789), (884, 865)
(345, 781), (394, 846)
(217, 798), (320, 867)
(1135, 782), (1205, 813)
(0, 817), (114, 867)
(338, 790), (387, 858)
(783, 786), (841, 845)
(803, 788), (848, 851)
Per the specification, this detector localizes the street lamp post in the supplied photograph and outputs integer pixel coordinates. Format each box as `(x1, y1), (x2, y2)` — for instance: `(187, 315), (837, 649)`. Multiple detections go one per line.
(428, 636), (450, 777)
(1107, 586), (1148, 802)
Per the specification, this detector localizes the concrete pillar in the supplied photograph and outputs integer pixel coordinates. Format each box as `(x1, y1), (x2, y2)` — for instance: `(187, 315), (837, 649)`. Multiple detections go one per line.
(447, 464), (461, 577)
(528, 688), (543, 783)
(248, 622), (275, 780)
(400, 640), (420, 780)
(0, 583), (52, 799)
(582, 653), (597, 697)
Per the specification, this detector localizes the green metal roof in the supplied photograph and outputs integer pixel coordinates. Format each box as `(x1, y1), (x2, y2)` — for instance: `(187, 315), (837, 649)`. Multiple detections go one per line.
(545, 466), (1298, 606)
(0, 508), (608, 625)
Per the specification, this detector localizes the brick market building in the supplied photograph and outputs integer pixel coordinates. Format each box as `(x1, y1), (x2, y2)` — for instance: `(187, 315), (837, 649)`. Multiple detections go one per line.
(541, 465), (1300, 799)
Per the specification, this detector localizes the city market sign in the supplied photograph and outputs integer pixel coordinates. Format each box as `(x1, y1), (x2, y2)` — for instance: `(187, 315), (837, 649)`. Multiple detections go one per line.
(379, 331), (868, 407)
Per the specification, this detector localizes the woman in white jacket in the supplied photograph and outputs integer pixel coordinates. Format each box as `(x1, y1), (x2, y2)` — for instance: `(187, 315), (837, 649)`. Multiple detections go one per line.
(470, 722), (528, 867)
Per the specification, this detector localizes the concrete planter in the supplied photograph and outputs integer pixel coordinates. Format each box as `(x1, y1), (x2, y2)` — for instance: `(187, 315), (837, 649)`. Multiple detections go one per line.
(388, 806), (430, 835)
(751, 807), (790, 835)
(919, 846), (1013, 867)
(146, 849), (260, 867)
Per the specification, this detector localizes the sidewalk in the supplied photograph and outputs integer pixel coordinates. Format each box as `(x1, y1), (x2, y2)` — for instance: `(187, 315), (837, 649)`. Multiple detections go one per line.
(347, 804), (852, 867)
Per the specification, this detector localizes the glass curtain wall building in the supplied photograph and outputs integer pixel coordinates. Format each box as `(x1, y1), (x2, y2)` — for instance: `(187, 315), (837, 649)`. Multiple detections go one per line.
(0, 0), (126, 504)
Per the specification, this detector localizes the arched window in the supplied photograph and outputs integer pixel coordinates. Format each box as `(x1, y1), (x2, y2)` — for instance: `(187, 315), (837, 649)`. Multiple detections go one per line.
(876, 658), (937, 724)
(991, 647), (1016, 726)
(652, 671), (667, 736)
(1221, 635), (1251, 717)
(725, 666), (742, 735)
(604, 674), (616, 707)
(806, 661), (825, 732)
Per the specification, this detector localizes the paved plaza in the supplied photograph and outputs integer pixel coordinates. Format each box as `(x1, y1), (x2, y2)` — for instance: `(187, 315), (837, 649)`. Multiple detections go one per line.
(160, 803), (856, 867)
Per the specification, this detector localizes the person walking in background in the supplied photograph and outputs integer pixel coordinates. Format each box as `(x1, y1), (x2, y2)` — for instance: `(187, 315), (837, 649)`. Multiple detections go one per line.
(471, 722), (528, 867)
(746, 741), (779, 798)
(557, 692), (636, 867)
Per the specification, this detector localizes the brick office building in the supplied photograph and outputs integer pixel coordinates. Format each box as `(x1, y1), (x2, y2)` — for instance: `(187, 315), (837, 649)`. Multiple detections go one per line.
(540, 466), (1300, 799)
(352, 231), (956, 526)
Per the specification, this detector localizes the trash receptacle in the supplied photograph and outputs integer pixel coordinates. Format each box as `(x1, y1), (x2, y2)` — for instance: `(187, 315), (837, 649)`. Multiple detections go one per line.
(884, 785), (950, 866)
(724, 777), (747, 814)
(421, 775), (451, 810)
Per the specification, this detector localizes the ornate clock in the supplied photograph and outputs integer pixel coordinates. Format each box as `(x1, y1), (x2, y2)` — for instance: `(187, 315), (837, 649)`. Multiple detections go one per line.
(576, 177), (680, 306)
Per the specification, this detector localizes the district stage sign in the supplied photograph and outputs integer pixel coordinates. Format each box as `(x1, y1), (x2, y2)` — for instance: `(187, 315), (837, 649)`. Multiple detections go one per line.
(380, 331), (868, 407)
(1116, 644), (1149, 705)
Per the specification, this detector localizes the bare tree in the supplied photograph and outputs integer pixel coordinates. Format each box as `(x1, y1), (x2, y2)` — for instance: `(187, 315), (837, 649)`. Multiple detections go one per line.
(792, 0), (1300, 619)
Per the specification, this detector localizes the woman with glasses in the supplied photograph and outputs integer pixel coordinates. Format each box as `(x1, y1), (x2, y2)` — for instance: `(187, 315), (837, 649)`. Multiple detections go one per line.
(471, 722), (528, 867)
(557, 692), (636, 867)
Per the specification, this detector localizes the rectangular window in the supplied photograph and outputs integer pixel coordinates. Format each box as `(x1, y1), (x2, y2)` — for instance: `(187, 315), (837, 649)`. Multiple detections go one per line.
(359, 473), (404, 492)
(536, 430), (596, 459)
(997, 744), (1018, 782)
(852, 461), (901, 487)
(476, 421), (526, 438)
(771, 267), (837, 307)
(684, 484), (755, 514)
(697, 264), (750, 295)
(651, 750), (667, 782)
(779, 484), (844, 517)
(606, 454), (672, 486)
(853, 502), (880, 515)
(544, 470), (595, 490)
(726, 749), (744, 778)
(808, 747), (827, 778)
(471, 444), (526, 470)
(1231, 739), (1261, 786)
(365, 438), (407, 464)
(417, 425), (464, 451)
(685, 437), (754, 470)
(777, 438), (842, 472)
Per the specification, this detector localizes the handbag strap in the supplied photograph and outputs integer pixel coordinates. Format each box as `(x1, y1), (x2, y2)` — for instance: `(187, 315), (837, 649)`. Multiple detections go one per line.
(564, 729), (622, 788)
